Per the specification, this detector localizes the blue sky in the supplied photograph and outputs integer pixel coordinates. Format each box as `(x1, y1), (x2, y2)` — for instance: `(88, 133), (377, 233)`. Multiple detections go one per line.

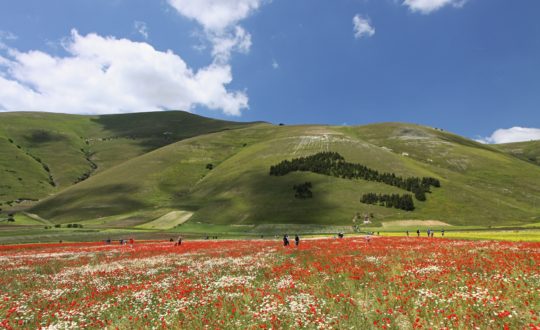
(0, 0), (539, 143)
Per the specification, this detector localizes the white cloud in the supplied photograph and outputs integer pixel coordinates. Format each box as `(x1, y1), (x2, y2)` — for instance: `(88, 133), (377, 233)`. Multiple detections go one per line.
(210, 25), (252, 63)
(167, 0), (267, 63)
(477, 127), (540, 144)
(167, 0), (264, 32)
(403, 0), (467, 14)
(134, 21), (149, 39)
(271, 58), (279, 69)
(353, 15), (375, 39)
(0, 30), (248, 115)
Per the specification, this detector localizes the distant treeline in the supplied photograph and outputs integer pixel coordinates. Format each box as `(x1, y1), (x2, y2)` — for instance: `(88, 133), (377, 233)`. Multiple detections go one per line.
(269, 152), (440, 201)
(360, 193), (415, 211)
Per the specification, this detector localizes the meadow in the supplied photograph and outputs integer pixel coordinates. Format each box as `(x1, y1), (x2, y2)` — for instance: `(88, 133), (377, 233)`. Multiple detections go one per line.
(0, 237), (538, 329)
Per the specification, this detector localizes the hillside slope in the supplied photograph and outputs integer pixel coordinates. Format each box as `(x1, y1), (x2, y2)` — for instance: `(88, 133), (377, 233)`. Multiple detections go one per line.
(0, 111), (257, 207)
(30, 123), (540, 227)
(495, 140), (540, 166)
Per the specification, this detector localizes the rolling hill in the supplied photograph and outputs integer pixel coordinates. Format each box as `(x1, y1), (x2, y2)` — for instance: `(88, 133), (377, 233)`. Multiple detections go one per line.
(495, 140), (540, 167)
(15, 115), (540, 229)
(0, 111), (257, 208)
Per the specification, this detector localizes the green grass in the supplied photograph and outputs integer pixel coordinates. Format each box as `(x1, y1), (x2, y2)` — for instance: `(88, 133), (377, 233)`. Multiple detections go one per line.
(2, 113), (540, 232)
(0, 111), (257, 204)
(25, 121), (540, 228)
(495, 140), (540, 166)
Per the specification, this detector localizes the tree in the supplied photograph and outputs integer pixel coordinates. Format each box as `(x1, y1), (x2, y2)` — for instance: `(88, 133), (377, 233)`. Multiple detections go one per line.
(293, 182), (313, 199)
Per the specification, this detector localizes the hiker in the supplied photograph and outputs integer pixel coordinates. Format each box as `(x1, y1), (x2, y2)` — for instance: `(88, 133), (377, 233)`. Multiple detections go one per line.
(406, 230), (409, 237)
(431, 231), (434, 238)
(416, 229), (420, 237)
(176, 236), (182, 246)
(441, 229), (445, 237)
(427, 229), (431, 237)
(283, 234), (289, 246)
(365, 234), (371, 243)
(295, 234), (300, 247)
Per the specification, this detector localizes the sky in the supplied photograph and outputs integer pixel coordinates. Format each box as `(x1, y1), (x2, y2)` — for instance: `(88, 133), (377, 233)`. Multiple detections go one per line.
(0, 0), (539, 143)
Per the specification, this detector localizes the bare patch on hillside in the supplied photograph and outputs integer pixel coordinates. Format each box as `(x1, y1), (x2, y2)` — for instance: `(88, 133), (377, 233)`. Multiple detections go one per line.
(138, 210), (193, 230)
(382, 220), (452, 227)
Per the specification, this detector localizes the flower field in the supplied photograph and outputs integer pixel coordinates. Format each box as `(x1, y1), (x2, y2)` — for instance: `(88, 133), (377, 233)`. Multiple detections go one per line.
(0, 237), (539, 329)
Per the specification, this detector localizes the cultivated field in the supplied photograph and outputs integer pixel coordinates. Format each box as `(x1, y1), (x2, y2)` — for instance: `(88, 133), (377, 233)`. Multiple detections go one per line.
(0, 237), (538, 329)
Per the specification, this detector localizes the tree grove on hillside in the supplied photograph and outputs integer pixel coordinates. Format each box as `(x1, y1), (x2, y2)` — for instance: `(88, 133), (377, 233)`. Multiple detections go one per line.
(269, 152), (440, 201)
(360, 193), (415, 211)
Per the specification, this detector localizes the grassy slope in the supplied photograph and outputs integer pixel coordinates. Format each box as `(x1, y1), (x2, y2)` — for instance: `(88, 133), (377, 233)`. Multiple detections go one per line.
(30, 123), (540, 227)
(0, 111), (256, 205)
(495, 140), (540, 166)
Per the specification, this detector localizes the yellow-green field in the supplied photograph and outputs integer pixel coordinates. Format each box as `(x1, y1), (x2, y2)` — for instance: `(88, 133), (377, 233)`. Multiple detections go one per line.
(379, 229), (540, 242)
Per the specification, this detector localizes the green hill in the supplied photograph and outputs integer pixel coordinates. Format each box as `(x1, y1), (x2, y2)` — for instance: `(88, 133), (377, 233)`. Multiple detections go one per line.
(27, 120), (540, 228)
(495, 140), (540, 166)
(0, 111), (257, 208)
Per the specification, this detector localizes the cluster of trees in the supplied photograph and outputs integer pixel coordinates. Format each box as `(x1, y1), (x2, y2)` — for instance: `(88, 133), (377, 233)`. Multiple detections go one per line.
(293, 182), (313, 199)
(75, 148), (99, 184)
(360, 193), (415, 211)
(51, 223), (84, 228)
(270, 152), (440, 201)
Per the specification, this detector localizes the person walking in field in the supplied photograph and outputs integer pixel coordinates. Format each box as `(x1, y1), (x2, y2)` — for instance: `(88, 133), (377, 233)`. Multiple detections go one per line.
(176, 236), (182, 246)
(295, 234), (300, 247)
(406, 230), (409, 237)
(283, 234), (289, 246)
(441, 229), (445, 237)
(416, 229), (420, 237)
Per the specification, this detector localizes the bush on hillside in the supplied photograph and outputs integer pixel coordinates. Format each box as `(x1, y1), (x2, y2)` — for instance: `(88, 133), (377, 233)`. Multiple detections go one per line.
(293, 182), (313, 199)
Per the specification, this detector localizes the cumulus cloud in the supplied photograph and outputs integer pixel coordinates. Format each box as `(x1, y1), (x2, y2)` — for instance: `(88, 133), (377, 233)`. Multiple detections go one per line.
(167, 0), (266, 63)
(477, 127), (540, 144)
(353, 15), (375, 39)
(403, 0), (467, 14)
(134, 21), (149, 39)
(0, 30), (248, 115)
(210, 26), (252, 63)
(271, 59), (279, 69)
(167, 0), (264, 32)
